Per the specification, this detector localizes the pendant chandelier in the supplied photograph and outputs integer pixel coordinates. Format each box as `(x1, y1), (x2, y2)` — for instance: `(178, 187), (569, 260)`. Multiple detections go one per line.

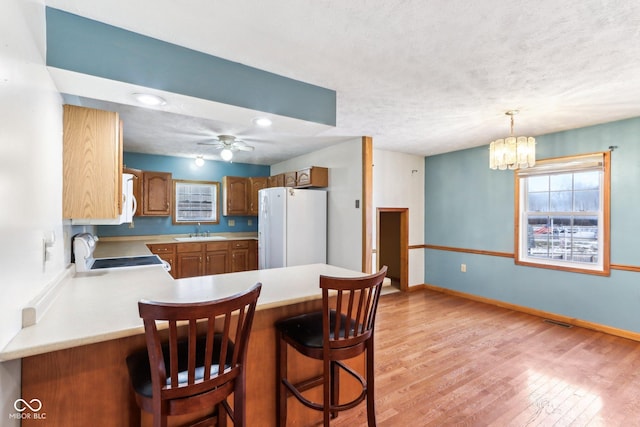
(489, 110), (535, 170)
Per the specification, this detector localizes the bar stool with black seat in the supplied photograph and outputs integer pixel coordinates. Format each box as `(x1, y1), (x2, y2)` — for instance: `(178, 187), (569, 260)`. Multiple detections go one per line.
(126, 283), (261, 427)
(275, 266), (387, 426)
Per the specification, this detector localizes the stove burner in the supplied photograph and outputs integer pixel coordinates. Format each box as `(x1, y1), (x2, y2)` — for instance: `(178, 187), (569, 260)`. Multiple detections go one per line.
(91, 255), (163, 270)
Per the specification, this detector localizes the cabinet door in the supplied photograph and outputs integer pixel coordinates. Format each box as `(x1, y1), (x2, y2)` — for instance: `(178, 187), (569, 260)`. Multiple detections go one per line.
(268, 174), (285, 188)
(205, 251), (229, 275)
(63, 105), (122, 219)
(284, 172), (297, 187)
(177, 252), (203, 278)
(230, 240), (250, 272)
(248, 240), (258, 271)
(124, 167), (143, 216)
(205, 242), (229, 275)
(223, 176), (249, 216)
(248, 177), (268, 216)
(143, 171), (172, 216)
(160, 254), (177, 278)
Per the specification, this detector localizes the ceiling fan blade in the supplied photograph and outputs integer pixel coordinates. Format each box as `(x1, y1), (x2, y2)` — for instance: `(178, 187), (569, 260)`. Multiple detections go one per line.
(234, 144), (255, 152)
(197, 141), (225, 149)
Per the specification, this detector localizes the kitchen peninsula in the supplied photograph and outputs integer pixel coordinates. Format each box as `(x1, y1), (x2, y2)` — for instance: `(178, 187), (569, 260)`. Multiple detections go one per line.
(1, 238), (369, 426)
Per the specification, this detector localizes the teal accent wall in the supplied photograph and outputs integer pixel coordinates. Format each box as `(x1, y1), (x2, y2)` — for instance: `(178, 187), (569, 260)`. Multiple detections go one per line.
(97, 153), (269, 237)
(425, 117), (640, 333)
(45, 7), (336, 126)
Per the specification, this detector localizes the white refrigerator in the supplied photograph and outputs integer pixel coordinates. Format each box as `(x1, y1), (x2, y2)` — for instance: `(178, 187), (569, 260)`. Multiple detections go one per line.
(258, 187), (327, 269)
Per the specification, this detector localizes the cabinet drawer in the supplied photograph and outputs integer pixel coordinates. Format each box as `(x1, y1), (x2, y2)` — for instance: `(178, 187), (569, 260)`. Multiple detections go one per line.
(147, 243), (175, 254)
(176, 242), (203, 253)
(206, 241), (229, 251)
(230, 240), (250, 249)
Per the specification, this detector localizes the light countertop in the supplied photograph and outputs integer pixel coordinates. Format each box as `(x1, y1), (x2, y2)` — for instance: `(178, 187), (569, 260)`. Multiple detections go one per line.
(0, 263), (366, 361)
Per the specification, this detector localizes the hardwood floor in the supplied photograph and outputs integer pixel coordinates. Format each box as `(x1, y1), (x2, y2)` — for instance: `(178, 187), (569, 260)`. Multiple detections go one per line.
(326, 289), (640, 426)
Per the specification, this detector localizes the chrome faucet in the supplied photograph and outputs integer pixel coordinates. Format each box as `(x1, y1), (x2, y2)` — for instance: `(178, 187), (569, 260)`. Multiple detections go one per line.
(196, 222), (201, 237)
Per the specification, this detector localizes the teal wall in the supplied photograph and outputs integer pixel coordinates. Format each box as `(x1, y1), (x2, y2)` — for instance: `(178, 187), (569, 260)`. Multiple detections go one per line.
(97, 152), (269, 237)
(425, 117), (640, 333)
(45, 7), (336, 126)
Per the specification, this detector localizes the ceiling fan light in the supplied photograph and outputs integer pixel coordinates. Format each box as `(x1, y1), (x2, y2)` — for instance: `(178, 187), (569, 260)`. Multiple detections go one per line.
(194, 156), (205, 167)
(220, 148), (233, 162)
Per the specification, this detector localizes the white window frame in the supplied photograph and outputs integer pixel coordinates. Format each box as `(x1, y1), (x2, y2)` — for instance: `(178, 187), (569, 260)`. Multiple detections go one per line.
(514, 152), (610, 276)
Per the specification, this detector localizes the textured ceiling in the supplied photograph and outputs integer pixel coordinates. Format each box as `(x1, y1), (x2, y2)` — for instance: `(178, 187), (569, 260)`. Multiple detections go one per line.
(46, 0), (640, 164)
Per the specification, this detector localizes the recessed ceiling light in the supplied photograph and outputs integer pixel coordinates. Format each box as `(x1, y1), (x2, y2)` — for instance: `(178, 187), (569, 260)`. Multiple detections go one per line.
(253, 117), (272, 127)
(132, 93), (167, 106)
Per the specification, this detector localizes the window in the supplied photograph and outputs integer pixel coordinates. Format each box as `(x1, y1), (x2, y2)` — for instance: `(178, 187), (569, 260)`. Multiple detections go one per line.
(515, 152), (610, 275)
(172, 180), (220, 224)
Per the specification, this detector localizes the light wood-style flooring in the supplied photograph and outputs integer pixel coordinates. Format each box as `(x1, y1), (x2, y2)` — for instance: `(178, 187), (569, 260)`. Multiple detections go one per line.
(328, 289), (640, 426)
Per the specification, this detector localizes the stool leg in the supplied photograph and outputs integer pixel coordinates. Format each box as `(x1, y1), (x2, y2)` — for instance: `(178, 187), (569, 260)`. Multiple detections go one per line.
(330, 360), (339, 419)
(218, 402), (227, 427)
(366, 342), (376, 426)
(276, 332), (288, 427)
(323, 357), (331, 426)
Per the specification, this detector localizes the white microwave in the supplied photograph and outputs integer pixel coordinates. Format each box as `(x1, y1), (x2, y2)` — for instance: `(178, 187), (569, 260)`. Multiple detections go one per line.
(71, 173), (137, 225)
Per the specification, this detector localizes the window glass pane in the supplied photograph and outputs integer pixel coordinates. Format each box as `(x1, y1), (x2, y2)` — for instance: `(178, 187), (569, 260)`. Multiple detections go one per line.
(528, 175), (549, 192)
(549, 191), (572, 211)
(550, 173), (572, 191)
(565, 216), (598, 264)
(574, 171), (600, 190)
(574, 190), (599, 211)
(527, 192), (548, 211)
(527, 216), (598, 264)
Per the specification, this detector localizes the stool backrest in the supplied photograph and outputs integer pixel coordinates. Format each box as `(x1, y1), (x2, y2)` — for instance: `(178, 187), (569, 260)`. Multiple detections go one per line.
(138, 283), (261, 403)
(320, 267), (387, 354)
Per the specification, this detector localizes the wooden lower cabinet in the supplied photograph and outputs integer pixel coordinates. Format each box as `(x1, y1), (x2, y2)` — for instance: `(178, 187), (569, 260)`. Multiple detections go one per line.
(147, 243), (176, 278)
(204, 242), (229, 275)
(230, 240), (250, 272)
(176, 243), (204, 278)
(150, 240), (257, 279)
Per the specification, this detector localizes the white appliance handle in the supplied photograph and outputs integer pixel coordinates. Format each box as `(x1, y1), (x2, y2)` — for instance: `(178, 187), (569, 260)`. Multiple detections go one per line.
(131, 194), (137, 217)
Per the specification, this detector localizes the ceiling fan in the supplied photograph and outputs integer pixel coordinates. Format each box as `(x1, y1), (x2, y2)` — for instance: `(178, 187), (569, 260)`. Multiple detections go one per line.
(197, 134), (255, 161)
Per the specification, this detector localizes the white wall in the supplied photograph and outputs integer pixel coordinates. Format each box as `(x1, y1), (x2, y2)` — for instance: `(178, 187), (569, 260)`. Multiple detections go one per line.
(271, 139), (363, 271)
(372, 149), (425, 287)
(0, 0), (66, 422)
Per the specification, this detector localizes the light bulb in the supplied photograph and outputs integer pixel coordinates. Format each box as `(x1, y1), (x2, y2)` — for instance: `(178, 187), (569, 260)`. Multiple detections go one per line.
(220, 149), (233, 162)
(195, 156), (205, 167)
(253, 117), (272, 127)
(132, 93), (166, 106)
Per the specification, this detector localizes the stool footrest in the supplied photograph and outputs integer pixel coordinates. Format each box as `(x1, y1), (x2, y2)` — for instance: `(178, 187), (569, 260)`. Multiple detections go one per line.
(283, 361), (368, 413)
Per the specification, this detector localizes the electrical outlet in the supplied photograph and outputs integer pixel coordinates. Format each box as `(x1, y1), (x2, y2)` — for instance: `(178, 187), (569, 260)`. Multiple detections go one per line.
(248, 219), (252, 226)
(461, 264), (467, 273)
(228, 219), (235, 227)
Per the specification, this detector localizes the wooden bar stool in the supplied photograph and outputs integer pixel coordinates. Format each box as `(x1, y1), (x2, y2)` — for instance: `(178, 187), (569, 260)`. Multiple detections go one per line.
(126, 283), (261, 427)
(275, 267), (387, 426)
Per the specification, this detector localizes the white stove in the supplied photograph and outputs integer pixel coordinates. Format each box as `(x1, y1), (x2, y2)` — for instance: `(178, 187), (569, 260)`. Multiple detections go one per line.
(73, 233), (165, 272)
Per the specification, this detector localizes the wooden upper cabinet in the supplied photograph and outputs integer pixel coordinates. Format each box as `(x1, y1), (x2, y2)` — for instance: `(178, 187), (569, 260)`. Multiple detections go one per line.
(268, 174), (285, 188)
(296, 166), (328, 188)
(62, 105), (123, 219)
(223, 176), (249, 216)
(284, 172), (297, 187)
(142, 171), (172, 216)
(248, 177), (268, 216)
(123, 167), (143, 216)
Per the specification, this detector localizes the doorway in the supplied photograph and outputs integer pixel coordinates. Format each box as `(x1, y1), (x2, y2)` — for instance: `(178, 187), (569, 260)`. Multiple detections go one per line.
(377, 208), (408, 291)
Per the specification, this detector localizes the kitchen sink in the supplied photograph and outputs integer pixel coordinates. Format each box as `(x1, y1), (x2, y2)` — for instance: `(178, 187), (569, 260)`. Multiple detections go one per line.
(174, 236), (228, 242)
